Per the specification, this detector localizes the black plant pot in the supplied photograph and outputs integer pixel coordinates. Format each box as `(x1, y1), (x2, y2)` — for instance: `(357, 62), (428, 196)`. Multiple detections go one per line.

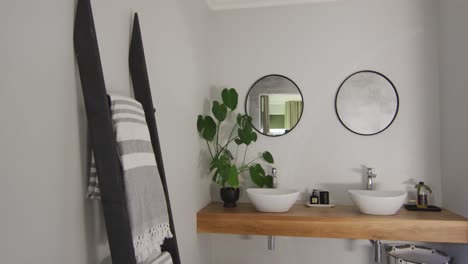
(220, 187), (240, 208)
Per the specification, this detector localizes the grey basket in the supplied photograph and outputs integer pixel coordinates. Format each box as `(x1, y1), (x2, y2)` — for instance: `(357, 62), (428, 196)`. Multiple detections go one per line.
(387, 245), (453, 264)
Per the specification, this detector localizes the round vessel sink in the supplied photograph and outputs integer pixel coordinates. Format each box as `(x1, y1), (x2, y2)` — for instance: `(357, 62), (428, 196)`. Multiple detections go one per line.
(348, 190), (407, 216)
(247, 188), (299, 213)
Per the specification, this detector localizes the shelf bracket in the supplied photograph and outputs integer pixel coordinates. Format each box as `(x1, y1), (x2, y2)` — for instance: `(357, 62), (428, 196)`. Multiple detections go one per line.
(370, 240), (382, 263)
(268, 236), (276, 250)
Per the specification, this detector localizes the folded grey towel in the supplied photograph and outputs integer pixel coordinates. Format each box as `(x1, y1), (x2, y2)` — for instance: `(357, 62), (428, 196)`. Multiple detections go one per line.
(87, 94), (173, 263)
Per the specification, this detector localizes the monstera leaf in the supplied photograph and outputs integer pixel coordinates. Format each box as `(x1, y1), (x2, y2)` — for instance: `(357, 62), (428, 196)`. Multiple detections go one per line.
(262, 151), (274, 164)
(222, 88), (238, 111)
(210, 153), (240, 187)
(249, 164), (275, 188)
(236, 116), (256, 146)
(197, 115), (216, 141)
(237, 114), (252, 128)
(264, 175), (274, 188)
(212, 101), (227, 122)
(249, 164), (266, 187)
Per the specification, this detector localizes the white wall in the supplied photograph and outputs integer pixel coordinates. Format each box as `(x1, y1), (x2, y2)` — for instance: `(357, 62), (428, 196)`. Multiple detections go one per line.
(208, 1), (443, 263)
(1, 0), (466, 263)
(0, 0), (212, 263)
(439, 0), (468, 261)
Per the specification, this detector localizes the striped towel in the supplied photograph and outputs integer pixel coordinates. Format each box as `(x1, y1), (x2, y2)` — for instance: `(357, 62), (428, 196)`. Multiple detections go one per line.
(87, 152), (100, 199)
(145, 252), (173, 264)
(87, 95), (173, 263)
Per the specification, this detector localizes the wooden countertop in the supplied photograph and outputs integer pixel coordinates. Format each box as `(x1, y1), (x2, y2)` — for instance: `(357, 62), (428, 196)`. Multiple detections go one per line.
(197, 203), (468, 243)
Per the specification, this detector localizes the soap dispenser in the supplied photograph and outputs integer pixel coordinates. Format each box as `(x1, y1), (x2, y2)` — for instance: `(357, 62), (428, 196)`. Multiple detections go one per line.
(310, 189), (319, 204)
(415, 182), (432, 208)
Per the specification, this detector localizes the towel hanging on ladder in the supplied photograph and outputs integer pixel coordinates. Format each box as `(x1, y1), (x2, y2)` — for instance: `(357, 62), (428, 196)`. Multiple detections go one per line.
(87, 95), (173, 262)
(73, 0), (182, 262)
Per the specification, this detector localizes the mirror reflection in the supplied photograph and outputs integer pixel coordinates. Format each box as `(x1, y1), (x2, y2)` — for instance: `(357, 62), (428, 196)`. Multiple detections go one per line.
(246, 75), (304, 136)
(335, 71), (399, 136)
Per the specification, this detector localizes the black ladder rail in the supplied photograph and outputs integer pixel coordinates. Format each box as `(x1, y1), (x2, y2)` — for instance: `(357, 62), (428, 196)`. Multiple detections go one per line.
(129, 13), (181, 264)
(73, 0), (137, 263)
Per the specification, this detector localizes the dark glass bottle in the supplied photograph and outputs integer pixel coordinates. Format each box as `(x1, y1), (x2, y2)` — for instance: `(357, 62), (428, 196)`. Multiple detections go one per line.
(415, 182), (432, 209)
(310, 189), (319, 204)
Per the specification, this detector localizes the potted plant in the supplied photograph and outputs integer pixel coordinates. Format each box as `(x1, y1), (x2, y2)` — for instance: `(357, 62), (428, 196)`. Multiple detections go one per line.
(197, 88), (275, 208)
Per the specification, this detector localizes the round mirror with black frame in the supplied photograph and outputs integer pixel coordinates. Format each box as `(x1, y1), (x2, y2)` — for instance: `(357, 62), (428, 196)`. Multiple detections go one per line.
(245, 74), (304, 137)
(335, 70), (399, 136)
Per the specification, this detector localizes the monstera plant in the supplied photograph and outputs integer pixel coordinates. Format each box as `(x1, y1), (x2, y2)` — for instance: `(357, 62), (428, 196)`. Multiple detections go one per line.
(197, 88), (275, 207)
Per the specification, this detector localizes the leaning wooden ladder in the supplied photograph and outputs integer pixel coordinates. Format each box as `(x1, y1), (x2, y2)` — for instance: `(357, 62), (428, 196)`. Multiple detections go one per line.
(73, 0), (181, 263)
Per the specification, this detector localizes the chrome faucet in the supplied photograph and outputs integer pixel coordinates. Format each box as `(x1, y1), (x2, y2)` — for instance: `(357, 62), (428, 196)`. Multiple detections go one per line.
(268, 168), (277, 251)
(367, 167), (381, 263)
(271, 168), (277, 188)
(367, 168), (377, 190)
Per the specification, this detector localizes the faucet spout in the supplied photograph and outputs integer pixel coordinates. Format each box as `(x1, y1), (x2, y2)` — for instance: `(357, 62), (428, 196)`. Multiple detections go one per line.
(271, 168), (277, 188)
(367, 168), (377, 190)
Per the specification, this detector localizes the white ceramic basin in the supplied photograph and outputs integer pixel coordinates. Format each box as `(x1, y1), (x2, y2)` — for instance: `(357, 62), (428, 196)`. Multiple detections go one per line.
(348, 190), (407, 215)
(247, 188), (300, 213)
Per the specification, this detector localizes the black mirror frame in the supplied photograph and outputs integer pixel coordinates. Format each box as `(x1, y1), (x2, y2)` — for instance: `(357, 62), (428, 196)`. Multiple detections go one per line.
(245, 74), (305, 137)
(334, 70), (400, 136)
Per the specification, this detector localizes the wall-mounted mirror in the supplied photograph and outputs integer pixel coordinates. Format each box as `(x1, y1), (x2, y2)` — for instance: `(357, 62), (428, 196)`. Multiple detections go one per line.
(335, 70), (399, 136)
(245, 74), (304, 137)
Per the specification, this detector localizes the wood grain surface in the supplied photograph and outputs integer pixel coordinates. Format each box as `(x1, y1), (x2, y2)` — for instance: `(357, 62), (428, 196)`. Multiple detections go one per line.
(197, 203), (468, 243)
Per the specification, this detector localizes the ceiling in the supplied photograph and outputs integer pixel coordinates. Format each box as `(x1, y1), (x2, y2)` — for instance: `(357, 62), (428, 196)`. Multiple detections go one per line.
(206, 0), (336, 10)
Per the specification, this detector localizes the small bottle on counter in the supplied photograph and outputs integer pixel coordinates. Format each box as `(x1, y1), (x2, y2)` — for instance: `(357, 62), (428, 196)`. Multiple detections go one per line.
(415, 182), (432, 208)
(310, 189), (319, 204)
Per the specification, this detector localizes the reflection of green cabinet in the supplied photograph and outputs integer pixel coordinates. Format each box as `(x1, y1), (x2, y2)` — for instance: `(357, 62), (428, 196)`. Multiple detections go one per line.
(269, 115), (285, 129)
(262, 99), (303, 131)
(246, 75), (304, 136)
(285, 101), (303, 130)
